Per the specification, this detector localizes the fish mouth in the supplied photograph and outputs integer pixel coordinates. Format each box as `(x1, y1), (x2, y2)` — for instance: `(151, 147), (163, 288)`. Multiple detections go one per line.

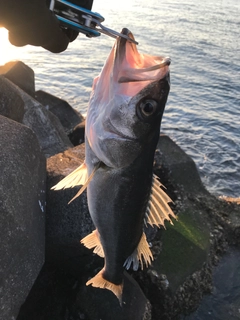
(113, 28), (171, 90)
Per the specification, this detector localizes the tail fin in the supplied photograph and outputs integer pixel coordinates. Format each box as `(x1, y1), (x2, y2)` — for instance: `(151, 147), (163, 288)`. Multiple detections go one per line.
(86, 269), (123, 303)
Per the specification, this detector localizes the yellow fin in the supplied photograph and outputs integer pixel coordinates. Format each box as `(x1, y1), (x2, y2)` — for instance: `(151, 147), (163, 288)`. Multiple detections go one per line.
(145, 174), (177, 228)
(51, 162), (88, 190)
(81, 230), (104, 258)
(86, 269), (123, 303)
(124, 232), (153, 271)
(68, 162), (101, 204)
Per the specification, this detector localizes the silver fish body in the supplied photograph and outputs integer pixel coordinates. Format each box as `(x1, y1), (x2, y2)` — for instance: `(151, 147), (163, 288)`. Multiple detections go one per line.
(52, 28), (176, 301)
(85, 77), (170, 283)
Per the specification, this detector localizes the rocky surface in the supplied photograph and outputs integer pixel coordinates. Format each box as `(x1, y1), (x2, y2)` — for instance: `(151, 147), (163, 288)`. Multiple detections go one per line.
(0, 61), (35, 97)
(0, 116), (45, 320)
(35, 90), (84, 135)
(0, 76), (25, 122)
(0, 62), (75, 157)
(68, 120), (86, 146)
(0, 60), (239, 320)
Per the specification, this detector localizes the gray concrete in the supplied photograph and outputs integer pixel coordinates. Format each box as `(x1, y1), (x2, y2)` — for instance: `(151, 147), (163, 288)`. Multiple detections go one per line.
(158, 134), (208, 194)
(46, 144), (92, 259)
(0, 61), (35, 97)
(0, 116), (46, 320)
(0, 76), (24, 122)
(18, 87), (73, 157)
(35, 90), (84, 135)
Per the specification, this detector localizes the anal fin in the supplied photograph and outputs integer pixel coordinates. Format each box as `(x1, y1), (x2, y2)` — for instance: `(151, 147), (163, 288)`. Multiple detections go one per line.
(86, 269), (123, 303)
(81, 229), (104, 258)
(124, 232), (153, 271)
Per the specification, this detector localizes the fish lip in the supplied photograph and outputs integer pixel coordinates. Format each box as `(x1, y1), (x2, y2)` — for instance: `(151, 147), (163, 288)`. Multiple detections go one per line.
(119, 28), (132, 45)
(115, 28), (135, 60)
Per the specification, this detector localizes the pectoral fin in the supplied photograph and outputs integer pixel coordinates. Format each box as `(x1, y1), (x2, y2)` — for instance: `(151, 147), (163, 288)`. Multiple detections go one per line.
(145, 174), (177, 228)
(51, 162), (88, 190)
(51, 162), (101, 204)
(68, 162), (101, 204)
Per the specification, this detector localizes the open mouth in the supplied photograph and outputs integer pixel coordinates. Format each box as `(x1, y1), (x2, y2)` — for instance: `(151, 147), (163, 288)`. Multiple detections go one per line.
(118, 57), (171, 83)
(114, 28), (171, 88)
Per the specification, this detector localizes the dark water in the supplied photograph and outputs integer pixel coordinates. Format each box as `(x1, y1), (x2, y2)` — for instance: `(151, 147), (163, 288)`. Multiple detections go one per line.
(183, 248), (240, 320)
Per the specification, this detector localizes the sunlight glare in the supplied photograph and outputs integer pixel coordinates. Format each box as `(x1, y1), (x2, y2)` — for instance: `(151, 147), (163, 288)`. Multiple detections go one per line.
(0, 28), (18, 65)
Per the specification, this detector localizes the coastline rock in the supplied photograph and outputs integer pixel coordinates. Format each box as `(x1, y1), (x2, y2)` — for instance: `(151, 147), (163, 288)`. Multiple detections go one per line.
(158, 134), (208, 194)
(17, 264), (151, 320)
(154, 135), (211, 291)
(35, 90), (85, 135)
(18, 87), (73, 157)
(0, 75), (73, 158)
(0, 116), (45, 320)
(0, 61), (35, 97)
(46, 144), (92, 262)
(129, 134), (240, 320)
(72, 271), (151, 320)
(0, 76), (24, 122)
(68, 120), (85, 146)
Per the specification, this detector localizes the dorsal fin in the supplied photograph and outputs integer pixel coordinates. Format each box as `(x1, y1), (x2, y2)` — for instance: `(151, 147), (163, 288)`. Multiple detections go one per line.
(145, 174), (177, 228)
(51, 162), (88, 190)
(123, 232), (153, 271)
(81, 229), (104, 258)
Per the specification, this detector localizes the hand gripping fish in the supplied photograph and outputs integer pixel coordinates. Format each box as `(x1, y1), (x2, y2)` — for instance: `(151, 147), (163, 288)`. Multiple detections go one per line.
(52, 28), (176, 303)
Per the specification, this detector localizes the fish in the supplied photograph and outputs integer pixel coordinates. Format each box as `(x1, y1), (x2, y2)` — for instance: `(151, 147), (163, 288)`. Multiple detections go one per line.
(52, 28), (176, 303)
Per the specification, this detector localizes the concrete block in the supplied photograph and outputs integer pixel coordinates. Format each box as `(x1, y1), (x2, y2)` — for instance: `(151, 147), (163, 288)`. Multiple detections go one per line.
(0, 76), (24, 122)
(0, 116), (45, 320)
(35, 90), (84, 135)
(0, 61), (35, 96)
(18, 88), (73, 158)
(158, 134), (208, 194)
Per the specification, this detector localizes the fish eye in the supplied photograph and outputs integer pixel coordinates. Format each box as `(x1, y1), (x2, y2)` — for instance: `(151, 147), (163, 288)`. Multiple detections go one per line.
(138, 99), (158, 118)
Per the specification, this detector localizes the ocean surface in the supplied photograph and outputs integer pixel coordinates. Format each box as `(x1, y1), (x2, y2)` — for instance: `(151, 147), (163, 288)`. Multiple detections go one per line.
(0, 0), (239, 198)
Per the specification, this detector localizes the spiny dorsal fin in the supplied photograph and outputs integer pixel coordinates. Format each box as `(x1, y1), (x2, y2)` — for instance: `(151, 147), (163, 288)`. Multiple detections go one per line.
(51, 162), (88, 190)
(145, 174), (177, 228)
(81, 229), (104, 258)
(86, 269), (123, 303)
(123, 232), (153, 271)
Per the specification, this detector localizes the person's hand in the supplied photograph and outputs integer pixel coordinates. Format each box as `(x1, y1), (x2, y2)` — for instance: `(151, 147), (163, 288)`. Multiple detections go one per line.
(0, 0), (93, 53)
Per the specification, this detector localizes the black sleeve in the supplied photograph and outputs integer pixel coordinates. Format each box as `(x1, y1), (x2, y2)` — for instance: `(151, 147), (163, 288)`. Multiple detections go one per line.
(0, 0), (94, 53)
